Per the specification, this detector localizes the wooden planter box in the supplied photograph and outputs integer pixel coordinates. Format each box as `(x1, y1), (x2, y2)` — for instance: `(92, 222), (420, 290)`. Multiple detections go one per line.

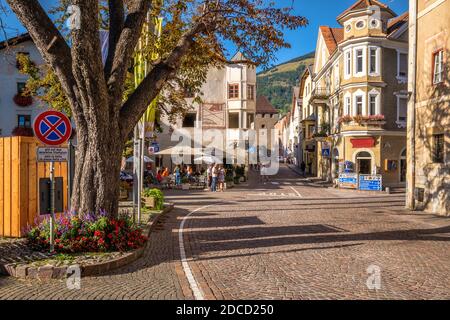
(142, 196), (155, 208)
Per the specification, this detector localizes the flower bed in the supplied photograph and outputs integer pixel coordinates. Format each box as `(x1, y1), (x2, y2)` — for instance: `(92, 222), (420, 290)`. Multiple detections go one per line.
(26, 211), (148, 253)
(338, 114), (385, 124)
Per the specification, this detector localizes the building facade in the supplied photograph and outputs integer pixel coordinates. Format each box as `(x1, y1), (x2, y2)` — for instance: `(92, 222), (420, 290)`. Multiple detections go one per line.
(0, 34), (46, 137)
(156, 53), (277, 169)
(307, 0), (409, 186)
(407, 0), (449, 215)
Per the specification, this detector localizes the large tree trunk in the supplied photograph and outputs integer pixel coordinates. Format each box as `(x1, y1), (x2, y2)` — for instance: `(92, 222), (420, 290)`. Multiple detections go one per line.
(71, 115), (124, 217)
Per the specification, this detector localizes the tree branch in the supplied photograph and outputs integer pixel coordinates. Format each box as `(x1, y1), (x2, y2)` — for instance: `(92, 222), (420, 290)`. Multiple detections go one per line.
(104, 0), (124, 80)
(119, 22), (207, 139)
(105, 0), (153, 102)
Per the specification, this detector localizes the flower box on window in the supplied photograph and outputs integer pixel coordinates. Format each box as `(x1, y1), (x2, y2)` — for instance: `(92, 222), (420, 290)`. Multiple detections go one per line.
(13, 94), (33, 107)
(11, 126), (34, 137)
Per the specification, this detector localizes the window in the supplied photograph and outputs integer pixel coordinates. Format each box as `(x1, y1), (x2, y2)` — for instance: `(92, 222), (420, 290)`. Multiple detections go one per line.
(308, 125), (315, 139)
(345, 51), (351, 77)
(345, 96), (351, 115)
(17, 82), (26, 94)
(397, 96), (407, 122)
(369, 94), (377, 115)
(16, 52), (30, 69)
(369, 47), (378, 74)
(356, 20), (365, 29)
(17, 115), (31, 128)
(398, 52), (408, 78)
(334, 64), (340, 86)
(432, 134), (444, 163)
(247, 113), (255, 128)
(228, 84), (239, 99)
(355, 96), (363, 115)
(247, 84), (255, 100)
(370, 19), (379, 28)
(228, 112), (239, 128)
(433, 50), (444, 84)
(182, 113), (196, 127)
(356, 49), (364, 74)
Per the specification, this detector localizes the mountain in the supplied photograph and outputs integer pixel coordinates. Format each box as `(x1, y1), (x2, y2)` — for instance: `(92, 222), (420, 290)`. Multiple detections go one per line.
(257, 51), (315, 114)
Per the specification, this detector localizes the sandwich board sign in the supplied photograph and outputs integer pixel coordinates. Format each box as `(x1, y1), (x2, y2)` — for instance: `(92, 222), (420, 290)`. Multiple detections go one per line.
(338, 173), (358, 189)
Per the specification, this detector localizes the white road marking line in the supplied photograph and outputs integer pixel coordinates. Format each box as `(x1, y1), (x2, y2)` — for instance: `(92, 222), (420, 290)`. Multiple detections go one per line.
(271, 182), (280, 185)
(290, 186), (302, 197)
(179, 204), (213, 300)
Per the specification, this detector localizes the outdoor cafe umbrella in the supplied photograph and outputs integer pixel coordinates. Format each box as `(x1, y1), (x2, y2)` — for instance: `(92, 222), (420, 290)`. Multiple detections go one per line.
(126, 155), (154, 163)
(194, 155), (222, 164)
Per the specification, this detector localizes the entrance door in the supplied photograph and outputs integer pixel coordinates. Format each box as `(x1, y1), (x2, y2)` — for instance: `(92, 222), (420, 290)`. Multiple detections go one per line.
(400, 149), (407, 182)
(356, 151), (372, 174)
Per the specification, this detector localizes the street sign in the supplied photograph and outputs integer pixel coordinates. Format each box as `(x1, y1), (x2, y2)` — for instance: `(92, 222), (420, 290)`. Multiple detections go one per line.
(148, 142), (160, 155)
(37, 147), (69, 162)
(322, 148), (330, 157)
(338, 173), (358, 189)
(359, 174), (382, 191)
(33, 110), (72, 146)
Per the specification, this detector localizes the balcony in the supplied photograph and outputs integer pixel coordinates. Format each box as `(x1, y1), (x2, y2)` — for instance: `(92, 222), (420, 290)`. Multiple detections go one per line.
(13, 94), (33, 107)
(338, 115), (386, 132)
(310, 87), (330, 101)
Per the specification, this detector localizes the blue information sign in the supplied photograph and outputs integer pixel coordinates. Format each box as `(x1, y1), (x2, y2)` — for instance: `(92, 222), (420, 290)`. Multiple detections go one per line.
(322, 148), (330, 157)
(359, 175), (382, 191)
(338, 173), (358, 189)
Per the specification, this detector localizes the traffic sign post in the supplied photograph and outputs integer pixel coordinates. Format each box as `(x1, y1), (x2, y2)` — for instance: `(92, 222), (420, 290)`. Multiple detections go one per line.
(33, 111), (72, 253)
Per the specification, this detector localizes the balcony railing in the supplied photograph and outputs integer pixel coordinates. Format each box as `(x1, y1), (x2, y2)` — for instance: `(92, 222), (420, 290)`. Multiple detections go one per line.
(311, 87), (330, 99)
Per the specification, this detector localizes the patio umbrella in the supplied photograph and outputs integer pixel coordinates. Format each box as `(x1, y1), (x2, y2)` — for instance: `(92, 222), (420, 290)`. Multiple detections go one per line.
(126, 156), (154, 163)
(194, 155), (222, 164)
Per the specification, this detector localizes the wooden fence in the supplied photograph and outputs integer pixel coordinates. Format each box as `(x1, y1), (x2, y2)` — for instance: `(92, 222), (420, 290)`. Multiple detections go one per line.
(0, 136), (68, 237)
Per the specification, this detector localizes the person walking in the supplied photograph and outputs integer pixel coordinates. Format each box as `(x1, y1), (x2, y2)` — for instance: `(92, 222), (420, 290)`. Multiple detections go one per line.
(206, 164), (212, 189)
(174, 165), (181, 186)
(211, 164), (218, 192)
(300, 161), (306, 177)
(218, 165), (225, 192)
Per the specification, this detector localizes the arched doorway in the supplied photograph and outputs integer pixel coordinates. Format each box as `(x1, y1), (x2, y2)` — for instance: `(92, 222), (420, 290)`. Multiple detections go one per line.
(356, 151), (372, 174)
(400, 148), (407, 182)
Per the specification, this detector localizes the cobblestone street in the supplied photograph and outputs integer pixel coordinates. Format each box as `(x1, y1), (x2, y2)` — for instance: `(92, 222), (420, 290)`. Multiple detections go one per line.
(1, 164), (449, 299)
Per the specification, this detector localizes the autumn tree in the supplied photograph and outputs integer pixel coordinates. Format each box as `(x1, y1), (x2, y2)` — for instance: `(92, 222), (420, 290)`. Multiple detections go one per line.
(5, 0), (307, 216)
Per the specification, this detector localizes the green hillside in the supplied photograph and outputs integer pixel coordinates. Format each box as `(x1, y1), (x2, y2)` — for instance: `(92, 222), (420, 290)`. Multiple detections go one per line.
(257, 51), (315, 114)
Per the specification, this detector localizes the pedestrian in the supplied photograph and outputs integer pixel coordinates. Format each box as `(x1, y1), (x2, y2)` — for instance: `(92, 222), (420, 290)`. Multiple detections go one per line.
(174, 165), (181, 186)
(300, 161), (306, 177)
(260, 163), (267, 183)
(206, 164), (212, 189)
(218, 165), (225, 192)
(211, 164), (218, 192)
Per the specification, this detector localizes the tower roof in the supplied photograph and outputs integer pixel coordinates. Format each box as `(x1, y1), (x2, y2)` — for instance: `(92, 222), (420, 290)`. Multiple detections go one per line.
(337, 0), (396, 23)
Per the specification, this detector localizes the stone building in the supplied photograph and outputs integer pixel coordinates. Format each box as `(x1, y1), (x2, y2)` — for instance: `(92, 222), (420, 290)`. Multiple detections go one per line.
(407, 0), (449, 215)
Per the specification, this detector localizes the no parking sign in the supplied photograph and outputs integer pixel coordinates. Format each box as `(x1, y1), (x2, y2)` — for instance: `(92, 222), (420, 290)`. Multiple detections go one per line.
(33, 110), (72, 146)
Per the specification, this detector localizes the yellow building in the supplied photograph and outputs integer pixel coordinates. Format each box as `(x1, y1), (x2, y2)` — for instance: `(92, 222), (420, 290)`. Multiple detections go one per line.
(307, 0), (409, 187)
(407, 0), (449, 215)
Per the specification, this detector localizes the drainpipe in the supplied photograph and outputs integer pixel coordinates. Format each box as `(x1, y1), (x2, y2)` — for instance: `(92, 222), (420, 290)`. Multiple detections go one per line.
(406, 0), (417, 209)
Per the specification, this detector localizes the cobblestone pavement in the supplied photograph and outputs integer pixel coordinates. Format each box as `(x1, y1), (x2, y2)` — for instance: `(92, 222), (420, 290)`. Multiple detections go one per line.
(1, 164), (449, 299)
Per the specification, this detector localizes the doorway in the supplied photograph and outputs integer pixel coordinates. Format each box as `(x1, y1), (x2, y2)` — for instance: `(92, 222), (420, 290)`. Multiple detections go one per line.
(356, 151), (372, 174)
(400, 149), (406, 182)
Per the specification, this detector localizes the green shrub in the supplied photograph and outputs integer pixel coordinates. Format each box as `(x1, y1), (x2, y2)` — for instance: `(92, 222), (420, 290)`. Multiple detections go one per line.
(142, 188), (164, 210)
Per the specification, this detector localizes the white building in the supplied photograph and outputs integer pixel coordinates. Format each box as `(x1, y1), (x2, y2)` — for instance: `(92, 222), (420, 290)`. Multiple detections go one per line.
(156, 52), (259, 168)
(0, 34), (46, 137)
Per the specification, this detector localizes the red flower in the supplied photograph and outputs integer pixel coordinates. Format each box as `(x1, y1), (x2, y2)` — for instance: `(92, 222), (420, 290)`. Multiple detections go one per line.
(94, 230), (102, 237)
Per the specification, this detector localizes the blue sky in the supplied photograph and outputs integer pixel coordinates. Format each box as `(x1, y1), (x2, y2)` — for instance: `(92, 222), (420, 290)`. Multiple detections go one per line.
(0, 0), (408, 65)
